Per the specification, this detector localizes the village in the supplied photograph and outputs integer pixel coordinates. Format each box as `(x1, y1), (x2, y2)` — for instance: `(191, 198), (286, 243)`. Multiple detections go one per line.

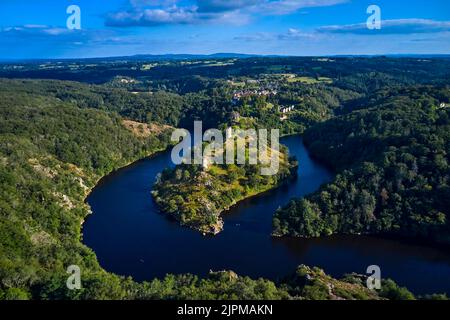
(231, 84), (297, 121)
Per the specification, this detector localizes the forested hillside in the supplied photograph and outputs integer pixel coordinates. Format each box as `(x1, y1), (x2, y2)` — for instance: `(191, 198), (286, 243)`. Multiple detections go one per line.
(0, 78), (407, 300)
(0, 78), (356, 135)
(0, 81), (174, 299)
(153, 145), (297, 234)
(273, 86), (450, 243)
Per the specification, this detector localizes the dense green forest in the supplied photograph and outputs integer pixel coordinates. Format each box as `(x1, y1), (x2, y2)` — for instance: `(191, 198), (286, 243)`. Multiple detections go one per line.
(1, 56), (450, 299)
(0, 79), (424, 299)
(153, 144), (297, 234)
(2, 57), (449, 88)
(273, 86), (450, 243)
(0, 80), (176, 299)
(0, 76), (381, 300)
(0, 78), (358, 135)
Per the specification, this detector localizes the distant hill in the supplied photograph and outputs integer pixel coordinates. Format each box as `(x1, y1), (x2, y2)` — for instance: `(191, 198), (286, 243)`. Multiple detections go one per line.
(2, 53), (450, 64)
(0, 53), (268, 63)
(112, 53), (261, 61)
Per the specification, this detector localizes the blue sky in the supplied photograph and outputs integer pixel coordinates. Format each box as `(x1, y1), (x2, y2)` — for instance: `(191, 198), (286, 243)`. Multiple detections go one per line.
(0, 0), (449, 59)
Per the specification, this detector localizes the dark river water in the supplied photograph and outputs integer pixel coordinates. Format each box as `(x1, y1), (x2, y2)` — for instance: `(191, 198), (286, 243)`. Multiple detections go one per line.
(83, 135), (450, 295)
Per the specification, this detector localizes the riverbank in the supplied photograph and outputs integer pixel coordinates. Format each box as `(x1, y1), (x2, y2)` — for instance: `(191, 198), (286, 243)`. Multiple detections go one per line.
(80, 145), (172, 227)
(83, 135), (450, 295)
(151, 142), (298, 235)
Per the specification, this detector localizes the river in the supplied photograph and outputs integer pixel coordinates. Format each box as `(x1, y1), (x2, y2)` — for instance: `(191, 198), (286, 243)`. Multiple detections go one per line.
(83, 135), (450, 295)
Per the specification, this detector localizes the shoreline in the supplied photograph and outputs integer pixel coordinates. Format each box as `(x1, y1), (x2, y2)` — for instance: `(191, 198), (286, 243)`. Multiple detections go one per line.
(81, 133), (447, 260)
(155, 169), (299, 236)
(81, 132), (304, 234)
(79, 134), (450, 295)
(80, 145), (171, 231)
(82, 132), (305, 235)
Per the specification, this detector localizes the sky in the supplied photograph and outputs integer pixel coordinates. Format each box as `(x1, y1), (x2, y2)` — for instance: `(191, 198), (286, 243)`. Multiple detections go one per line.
(0, 0), (449, 59)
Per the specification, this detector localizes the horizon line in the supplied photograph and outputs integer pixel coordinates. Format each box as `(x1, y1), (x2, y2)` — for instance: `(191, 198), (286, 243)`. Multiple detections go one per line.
(2, 52), (450, 63)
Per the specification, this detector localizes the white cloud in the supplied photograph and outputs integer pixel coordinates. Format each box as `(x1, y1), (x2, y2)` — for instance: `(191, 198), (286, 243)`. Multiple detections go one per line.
(234, 28), (317, 42)
(318, 19), (450, 35)
(0, 24), (118, 47)
(254, 0), (348, 15)
(106, 0), (348, 27)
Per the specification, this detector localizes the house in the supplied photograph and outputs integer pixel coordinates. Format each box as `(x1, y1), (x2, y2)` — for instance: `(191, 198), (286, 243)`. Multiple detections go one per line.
(232, 89), (278, 101)
(119, 78), (136, 84)
(279, 105), (296, 114)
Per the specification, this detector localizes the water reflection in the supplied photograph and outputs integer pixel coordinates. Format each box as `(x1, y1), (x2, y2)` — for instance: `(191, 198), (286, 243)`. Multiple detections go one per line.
(84, 135), (450, 295)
